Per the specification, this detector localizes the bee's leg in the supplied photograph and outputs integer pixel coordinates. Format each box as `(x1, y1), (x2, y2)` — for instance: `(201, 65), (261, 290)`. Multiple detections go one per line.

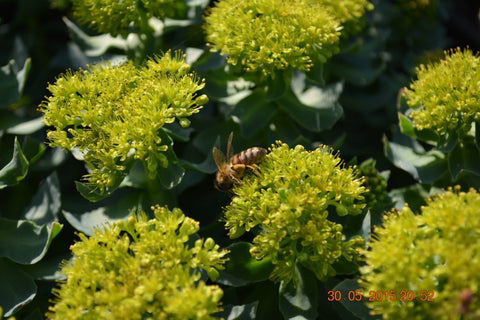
(229, 174), (241, 185)
(245, 164), (260, 174)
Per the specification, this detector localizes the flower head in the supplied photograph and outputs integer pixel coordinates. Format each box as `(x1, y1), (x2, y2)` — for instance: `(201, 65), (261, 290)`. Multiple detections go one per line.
(357, 159), (388, 209)
(405, 48), (480, 140)
(360, 187), (480, 319)
(223, 142), (366, 285)
(40, 51), (208, 193)
(71, 0), (188, 36)
(48, 206), (228, 320)
(317, 0), (374, 35)
(204, 0), (343, 77)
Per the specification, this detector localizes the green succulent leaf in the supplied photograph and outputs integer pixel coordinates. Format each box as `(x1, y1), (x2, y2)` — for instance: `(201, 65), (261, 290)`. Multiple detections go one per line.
(21, 136), (46, 165)
(335, 278), (374, 319)
(232, 90), (277, 138)
(216, 302), (258, 320)
(279, 265), (318, 320)
(383, 135), (446, 183)
(398, 112), (416, 139)
(0, 137), (29, 189)
(63, 191), (141, 235)
(436, 130), (458, 153)
(0, 58), (31, 109)
(475, 121), (480, 150)
(0, 258), (37, 317)
(278, 77), (343, 132)
(447, 138), (480, 181)
(326, 39), (384, 86)
(23, 172), (61, 225)
(265, 71), (291, 100)
(0, 219), (62, 265)
(217, 242), (274, 287)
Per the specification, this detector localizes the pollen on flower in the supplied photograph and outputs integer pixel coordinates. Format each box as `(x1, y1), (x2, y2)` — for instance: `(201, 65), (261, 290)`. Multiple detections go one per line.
(222, 141), (367, 285)
(39, 51), (208, 193)
(47, 206), (228, 319)
(204, 0), (343, 77)
(360, 187), (480, 319)
(404, 48), (480, 140)
(70, 0), (188, 36)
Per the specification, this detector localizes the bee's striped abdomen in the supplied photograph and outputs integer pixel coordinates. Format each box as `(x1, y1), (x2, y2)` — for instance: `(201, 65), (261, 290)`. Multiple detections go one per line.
(232, 147), (267, 165)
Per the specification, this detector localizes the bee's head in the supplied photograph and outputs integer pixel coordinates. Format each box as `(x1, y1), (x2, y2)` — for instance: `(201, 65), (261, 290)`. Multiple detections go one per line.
(214, 171), (233, 192)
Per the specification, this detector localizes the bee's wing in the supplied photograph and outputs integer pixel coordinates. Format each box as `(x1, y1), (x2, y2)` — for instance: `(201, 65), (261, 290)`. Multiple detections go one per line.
(212, 147), (227, 169)
(226, 132), (234, 160)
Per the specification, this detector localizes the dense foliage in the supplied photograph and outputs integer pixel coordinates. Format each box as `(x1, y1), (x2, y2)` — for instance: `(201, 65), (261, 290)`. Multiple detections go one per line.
(0, 0), (479, 319)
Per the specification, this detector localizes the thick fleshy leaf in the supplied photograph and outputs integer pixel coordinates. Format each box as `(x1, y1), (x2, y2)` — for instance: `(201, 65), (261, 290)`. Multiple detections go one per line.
(156, 129), (185, 189)
(305, 62), (325, 85)
(475, 121), (480, 150)
(23, 172), (61, 225)
(398, 112), (416, 139)
(21, 252), (68, 281)
(216, 302), (258, 320)
(278, 265), (318, 320)
(62, 190), (141, 235)
(335, 278), (373, 319)
(217, 242), (274, 287)
(398, 112), (440, 145)
(0, 258), (37, 317)
(0, 58), (31, 109)
(278, 75), (343, 132)
(6, 117), (44, 135)
(232, 90), (277, 138)
(389, 184), (440, 212)
(436, 130), (458, 153)
(0, 137), (29, 189)
(448, 137), (480, 181)
(180, 151), (217, 174)
(326, 38), (384, 86)
(0, 219), (62, 265)
(383, 135), (446, 183)
(265, 71), (291, 100)
(331, 255), (360, 276)
(156, 162), (185, 189)
(21, 136), (46, 165)
(162, 122), (193, 142)
(63, 17), (131, 56)
(361, 211), (372, 243)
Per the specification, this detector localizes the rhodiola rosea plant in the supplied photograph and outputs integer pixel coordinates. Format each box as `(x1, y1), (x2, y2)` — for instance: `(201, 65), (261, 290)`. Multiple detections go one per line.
(0, 0), (479, 319)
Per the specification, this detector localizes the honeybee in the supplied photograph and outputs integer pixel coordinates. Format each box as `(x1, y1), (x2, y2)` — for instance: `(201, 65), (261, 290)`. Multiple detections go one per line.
(212, 132), (267, 192)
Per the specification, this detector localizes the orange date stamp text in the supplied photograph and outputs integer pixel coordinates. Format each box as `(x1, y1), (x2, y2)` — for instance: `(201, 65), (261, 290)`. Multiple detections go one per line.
(327, 290), (435, 302)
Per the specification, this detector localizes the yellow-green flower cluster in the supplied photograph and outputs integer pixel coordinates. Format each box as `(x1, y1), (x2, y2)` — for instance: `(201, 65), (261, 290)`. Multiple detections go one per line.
(359, 187), (480, 319)
(40, 52), (208, 192)
(204, 0), (343, 77)
(358, 159), (388, 209)
(71, 0), (187, 36)
(48, 206), (228, 320)
(223, 142), (366, 285)
(317, 0), (374, 35)
(405, 48), (480, 139)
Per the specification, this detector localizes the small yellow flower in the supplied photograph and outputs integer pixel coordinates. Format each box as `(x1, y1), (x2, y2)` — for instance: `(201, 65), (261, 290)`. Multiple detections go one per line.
(204, 0), (373, 78)
(223, 142), (366, 285)
(204, 0), (342, 77)
(71, 0), (188, 36)
(360, 187), (480, 319)
(40, 51), (207, 193)
(47, 206), (228, 320)
(405, 48), (480, 140)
